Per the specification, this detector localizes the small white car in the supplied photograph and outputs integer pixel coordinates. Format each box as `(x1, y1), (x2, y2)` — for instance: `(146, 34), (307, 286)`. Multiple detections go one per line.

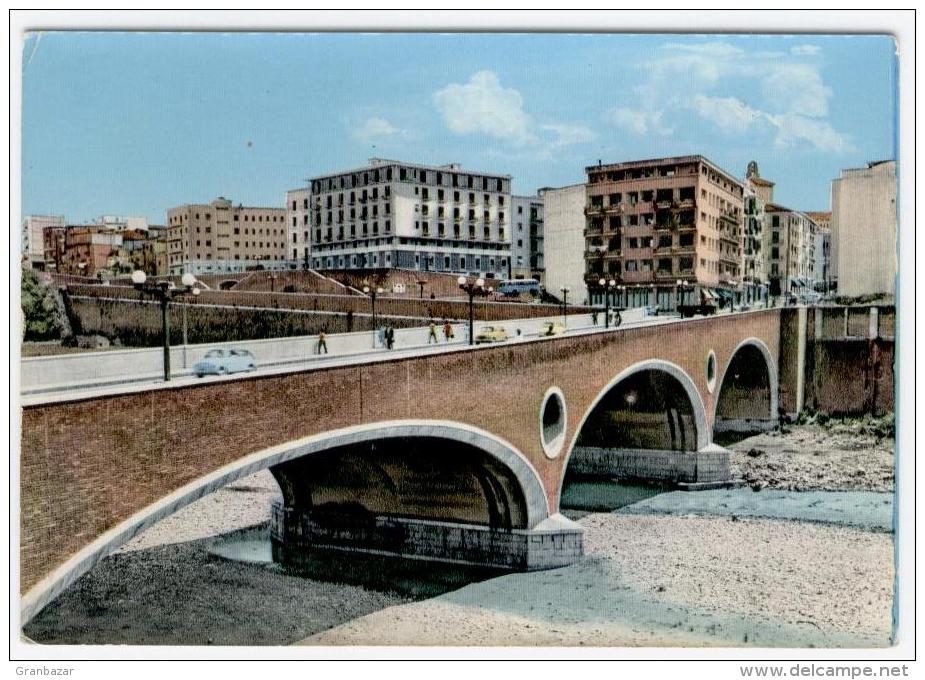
(193, 348), (257, 377)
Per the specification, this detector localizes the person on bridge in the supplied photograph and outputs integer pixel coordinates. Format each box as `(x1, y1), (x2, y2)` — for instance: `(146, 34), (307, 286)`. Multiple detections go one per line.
(443, 320), (454, 342)
(386, 326), (395, 350)
(428, 321), (438, 343)
(592, 310), (599, 325)
(317, 329), (328, 354)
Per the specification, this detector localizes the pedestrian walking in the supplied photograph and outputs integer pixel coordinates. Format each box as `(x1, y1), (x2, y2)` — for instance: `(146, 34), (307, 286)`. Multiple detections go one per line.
(591, 310), (599, 325)
(346, 309), (354, 332)
(317, 329), (328, 354)
(443, 320), (454, 342)
(386, 326), (395, 350)
(428, 321), (438, 344)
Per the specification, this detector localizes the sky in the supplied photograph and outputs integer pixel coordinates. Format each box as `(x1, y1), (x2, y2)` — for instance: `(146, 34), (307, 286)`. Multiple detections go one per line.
(21, 32), (897, 224)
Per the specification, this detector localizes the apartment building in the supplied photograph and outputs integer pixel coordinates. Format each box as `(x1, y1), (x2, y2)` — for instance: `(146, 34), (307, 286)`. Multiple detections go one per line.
(584, 155), (745, 310)
(511, 195), (545, 282)
(286, 187), (312, 268)
(830, 160), (896, 298)
(764, 205), (817, 296)
(57, 226), (123, 277)
(22, 215), (65, 269)
(300, 158), (512, 280)
(165, 197), (288, 275)
(41, 225), (68, 272)
(806, 211), (832, 292)
(742, 161), (771, 304)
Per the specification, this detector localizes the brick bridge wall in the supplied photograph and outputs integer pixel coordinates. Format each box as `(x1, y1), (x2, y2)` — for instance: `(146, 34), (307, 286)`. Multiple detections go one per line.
(20, 310), (781, 597)
(63, 284), (592, 323)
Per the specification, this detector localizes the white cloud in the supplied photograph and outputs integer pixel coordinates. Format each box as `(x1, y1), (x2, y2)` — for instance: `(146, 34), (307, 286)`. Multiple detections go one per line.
(352, 117), (398, 143)
(613, 39), (849, 153)
(769, 114), (854, 152)
(762, 63), (833, 118)
(605, 107), (672, 136)
(690, 95), (766, 134)
(432, 71), (596, 158)
(432, 70), (534, 144)
(791, 44), (822, 56)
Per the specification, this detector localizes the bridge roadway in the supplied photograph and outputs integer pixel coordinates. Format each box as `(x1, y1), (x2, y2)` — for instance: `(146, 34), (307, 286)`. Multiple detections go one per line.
(19, 307), (786, 623)
(21, 307), (659, 401)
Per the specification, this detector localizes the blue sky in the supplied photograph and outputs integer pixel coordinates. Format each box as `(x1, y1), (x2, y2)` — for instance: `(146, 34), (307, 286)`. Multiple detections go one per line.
(21, 32), (896, 224)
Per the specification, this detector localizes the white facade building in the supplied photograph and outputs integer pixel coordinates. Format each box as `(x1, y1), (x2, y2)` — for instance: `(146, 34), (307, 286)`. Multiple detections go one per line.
(298, 159), (512, 280)
(766, 204), (817, 296)
(831, 160), (897, 298)
(22, 215), (65, 268)
(286, 187), (312, 268)
(541, 183), (587, 304)
(511, 195), (544, 282)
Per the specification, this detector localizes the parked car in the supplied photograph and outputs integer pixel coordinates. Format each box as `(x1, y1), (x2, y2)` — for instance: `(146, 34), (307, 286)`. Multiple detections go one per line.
(539, 321), (567, 336)
(193, 348), (257, 377)
(474, 326), (509, 344)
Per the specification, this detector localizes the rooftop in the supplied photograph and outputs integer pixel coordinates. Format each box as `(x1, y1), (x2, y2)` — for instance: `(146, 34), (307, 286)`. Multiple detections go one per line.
(585, 154), (742, 188)
(307, 158), (511, 183)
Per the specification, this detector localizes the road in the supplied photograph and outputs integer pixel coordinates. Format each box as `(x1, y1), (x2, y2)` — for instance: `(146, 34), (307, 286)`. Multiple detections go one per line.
(21, 309), (683, 405)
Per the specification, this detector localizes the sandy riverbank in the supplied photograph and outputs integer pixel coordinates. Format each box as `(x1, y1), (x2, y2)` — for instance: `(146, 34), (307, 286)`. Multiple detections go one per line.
(25, 424), (896, 648)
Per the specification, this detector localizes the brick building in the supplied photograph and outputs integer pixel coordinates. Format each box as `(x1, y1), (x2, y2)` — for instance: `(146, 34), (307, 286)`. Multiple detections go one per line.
(584, 155), (745, 310)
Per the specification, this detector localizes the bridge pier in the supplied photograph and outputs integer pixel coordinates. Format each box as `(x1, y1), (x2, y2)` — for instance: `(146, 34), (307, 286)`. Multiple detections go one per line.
(566, 445), (733, 488)
(270, 502), (583, 572)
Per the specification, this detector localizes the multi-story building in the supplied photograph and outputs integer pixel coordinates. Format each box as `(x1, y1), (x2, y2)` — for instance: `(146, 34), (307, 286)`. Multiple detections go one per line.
(41, 224), (68, 272)
(541, 183), (587, 304)
(764, 205), (817, 297)
(22, 215), (65, 269)
(511, 195), (544, 282)
(806, 211), (832, 293)
(165, 197), (288, 275)
(742, 161), (772, 305)
(830, 160), (896, 298)
(286, 187), (312, 269)
(57, 226), (123, 277)
(583, 155), (745, 310)
(301, 158), (512, 280)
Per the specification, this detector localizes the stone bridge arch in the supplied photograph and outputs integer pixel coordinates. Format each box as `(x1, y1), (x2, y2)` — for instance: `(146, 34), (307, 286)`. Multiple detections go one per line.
(712, 338), (779, 438)
(557, 359), (711, 504)
(21, 420), (554, 624)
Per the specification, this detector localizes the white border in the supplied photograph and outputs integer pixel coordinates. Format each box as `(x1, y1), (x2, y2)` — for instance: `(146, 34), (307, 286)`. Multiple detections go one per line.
(7, 7), (915, 667)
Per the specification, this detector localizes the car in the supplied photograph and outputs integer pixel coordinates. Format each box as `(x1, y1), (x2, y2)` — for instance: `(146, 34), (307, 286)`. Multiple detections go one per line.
(193, 348), (257, 377)
(474, 326), (509, 344)
(539, 321), (567, 336)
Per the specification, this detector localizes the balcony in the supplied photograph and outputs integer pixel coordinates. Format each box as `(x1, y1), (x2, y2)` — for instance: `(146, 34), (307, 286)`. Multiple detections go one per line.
(655, 199), (673, 209)
(583, 205), (606, 216)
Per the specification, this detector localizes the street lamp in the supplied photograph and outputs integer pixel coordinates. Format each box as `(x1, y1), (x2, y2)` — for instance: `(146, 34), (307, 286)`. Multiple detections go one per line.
(598, 277), (616, 328)
(362, 284), (384, 347)
(417, 279), (427, 299)
(458, 275), (485, 346)
(131, 270), (199, 381)
(560, 286), (570, 327)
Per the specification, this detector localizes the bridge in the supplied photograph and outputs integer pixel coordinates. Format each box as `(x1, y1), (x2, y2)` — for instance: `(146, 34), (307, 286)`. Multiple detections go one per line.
(20, 308), (790, 622)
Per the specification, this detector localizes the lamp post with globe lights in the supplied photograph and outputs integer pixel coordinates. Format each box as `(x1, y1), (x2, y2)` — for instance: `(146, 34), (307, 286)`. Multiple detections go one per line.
(560, 286), (570, 327)
(598, 278), (616, 328)
(362, 284), (385, 347)
(131, 270), (200, 382)
(458, 275), (485, 346)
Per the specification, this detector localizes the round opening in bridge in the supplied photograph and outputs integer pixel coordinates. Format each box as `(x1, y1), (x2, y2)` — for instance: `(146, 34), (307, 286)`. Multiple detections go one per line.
(706, 350), (718, 393)
(540, 387), (567, 459)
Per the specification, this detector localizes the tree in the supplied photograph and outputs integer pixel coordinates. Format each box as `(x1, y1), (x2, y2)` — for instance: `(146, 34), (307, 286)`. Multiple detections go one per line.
(21, 270), (65, 341)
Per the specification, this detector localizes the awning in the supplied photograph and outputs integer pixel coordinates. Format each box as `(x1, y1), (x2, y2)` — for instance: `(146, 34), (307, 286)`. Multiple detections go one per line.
(700, 288), (718, 301)
(716, 289), (735, 300)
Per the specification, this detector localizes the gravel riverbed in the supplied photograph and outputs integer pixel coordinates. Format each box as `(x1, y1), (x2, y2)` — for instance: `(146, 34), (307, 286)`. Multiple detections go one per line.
(24, 425), (896, 648)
